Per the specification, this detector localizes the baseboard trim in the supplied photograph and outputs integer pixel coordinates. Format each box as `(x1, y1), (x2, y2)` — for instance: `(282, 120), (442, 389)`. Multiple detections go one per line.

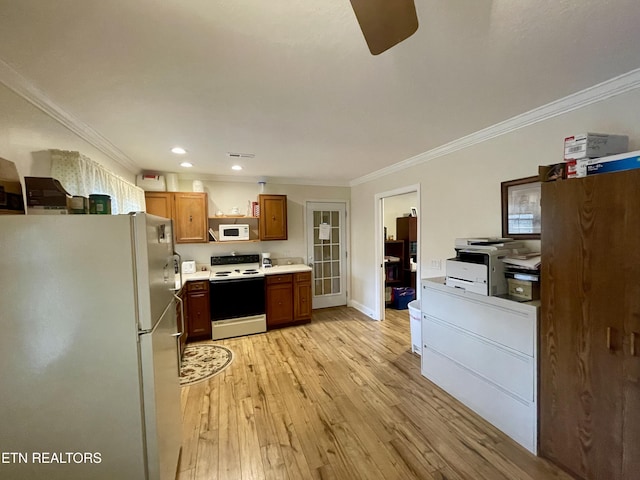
(348, 299), (380, 321)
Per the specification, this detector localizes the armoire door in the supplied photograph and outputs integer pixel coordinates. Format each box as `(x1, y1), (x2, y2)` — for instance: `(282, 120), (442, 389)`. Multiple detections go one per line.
(540, 171), (635, 479)
(620, 171), (640, 478)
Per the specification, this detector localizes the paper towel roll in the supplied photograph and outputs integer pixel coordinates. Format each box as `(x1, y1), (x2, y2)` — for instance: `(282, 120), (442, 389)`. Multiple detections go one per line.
(166, 173), (179, 192)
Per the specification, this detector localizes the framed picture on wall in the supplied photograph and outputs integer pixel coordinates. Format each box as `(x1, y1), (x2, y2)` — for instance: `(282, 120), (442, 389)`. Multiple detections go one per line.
(501, 176), (542, 240)
(410, 207), (418, 217)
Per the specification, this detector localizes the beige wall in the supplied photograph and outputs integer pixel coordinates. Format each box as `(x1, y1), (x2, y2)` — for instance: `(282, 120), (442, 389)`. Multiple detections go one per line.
(0, 84), (136, 187)
(350, 88), (640, 315)
(175, 179), (350, 267)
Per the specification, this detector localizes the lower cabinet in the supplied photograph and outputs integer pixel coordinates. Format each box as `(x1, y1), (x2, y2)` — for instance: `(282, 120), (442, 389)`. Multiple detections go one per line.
(266, 271), (312, 328)
(421, 278), (539, 454)
(186, 280), (211, 340)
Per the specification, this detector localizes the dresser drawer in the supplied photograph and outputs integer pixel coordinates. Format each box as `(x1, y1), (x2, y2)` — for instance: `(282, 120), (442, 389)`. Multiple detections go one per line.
(187, 280), (209, 292)
(423, 315), (534, 401)
(266, 273), (293, 285)
(294, 271), (311, 283)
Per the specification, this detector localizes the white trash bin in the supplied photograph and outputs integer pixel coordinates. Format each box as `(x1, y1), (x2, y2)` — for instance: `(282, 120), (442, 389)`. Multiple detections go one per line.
(408, 300), (421, 356)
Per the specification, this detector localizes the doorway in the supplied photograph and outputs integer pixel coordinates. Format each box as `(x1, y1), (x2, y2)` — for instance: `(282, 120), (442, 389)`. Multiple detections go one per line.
(374, 185), (420, 321)
(306, 201), (348, 309)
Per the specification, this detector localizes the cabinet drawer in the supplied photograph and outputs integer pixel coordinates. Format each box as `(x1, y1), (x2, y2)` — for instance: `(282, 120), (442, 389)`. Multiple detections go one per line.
(423, 315), (534, 401)
(423, 285), (535, 355)
(294, 271), (311, 283)
(187, 280), (209, 292)
(266, 274), (293, 285)
(422, 346), (536, 454)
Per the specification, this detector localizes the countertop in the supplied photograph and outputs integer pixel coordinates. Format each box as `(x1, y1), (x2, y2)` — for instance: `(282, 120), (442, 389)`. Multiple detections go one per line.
(177, 264), (312, 288)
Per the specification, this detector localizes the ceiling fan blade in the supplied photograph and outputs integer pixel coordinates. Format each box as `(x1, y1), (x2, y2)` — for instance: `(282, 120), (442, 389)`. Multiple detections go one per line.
(349, 0), (419, 55)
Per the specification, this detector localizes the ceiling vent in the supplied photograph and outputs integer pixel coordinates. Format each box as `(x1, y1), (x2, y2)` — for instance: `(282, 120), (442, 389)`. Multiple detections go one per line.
(226, 152), (255, 158)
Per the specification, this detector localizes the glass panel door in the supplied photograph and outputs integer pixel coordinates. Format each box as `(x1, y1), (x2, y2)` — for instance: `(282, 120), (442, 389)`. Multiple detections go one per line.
(306, 202), (347, 309)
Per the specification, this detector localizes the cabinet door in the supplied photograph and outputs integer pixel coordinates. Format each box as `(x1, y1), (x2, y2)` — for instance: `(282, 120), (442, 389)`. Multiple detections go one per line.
(259, 194), (287, 240)
(187, 291), (211, 339)
(145, 192), (174, 220)
(541, 174), (627, 479)
(174, 193), (208, 243)
(294, 272), (312, 321)
(621, 171), (640, 478)
(266, 281), (293, 327)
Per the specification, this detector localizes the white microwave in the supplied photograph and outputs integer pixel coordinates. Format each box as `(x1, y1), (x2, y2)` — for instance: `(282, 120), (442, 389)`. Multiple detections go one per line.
(219, 224), (250, 241)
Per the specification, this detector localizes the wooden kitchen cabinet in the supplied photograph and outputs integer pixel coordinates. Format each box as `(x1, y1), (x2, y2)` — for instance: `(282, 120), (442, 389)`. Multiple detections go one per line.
(266, 271), (312, 328)
(540, 169), (640, 480)
(186, 280), (211, 340)
(144, 192), (208, 243)
(145, 192), (173, 219)
(259, 194), (287, 241)
(293, 272), (312, 321)
(266, 274), (293, 327)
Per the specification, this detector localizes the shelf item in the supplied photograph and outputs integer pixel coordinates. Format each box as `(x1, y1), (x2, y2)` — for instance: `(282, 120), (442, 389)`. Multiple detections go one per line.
(540, 169), (640, 479)
(421, 279), (539, 454)
(208, 216), (259, 243)
(384, 240), (405, 292)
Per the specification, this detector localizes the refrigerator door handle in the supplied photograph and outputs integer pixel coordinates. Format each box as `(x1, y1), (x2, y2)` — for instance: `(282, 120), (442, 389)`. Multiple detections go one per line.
(173, 252), (182, 290)
(173, 293), (185, 373)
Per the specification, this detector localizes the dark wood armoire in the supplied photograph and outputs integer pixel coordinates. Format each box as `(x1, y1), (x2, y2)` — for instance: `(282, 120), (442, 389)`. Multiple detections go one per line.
(540, 168), (640, 479)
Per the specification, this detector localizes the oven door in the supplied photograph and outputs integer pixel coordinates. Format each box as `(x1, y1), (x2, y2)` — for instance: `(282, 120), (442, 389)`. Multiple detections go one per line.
(209, 277), (265, 321)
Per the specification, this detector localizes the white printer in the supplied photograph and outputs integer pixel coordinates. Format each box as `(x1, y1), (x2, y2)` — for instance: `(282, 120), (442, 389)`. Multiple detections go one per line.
(445, 238), (525, 296)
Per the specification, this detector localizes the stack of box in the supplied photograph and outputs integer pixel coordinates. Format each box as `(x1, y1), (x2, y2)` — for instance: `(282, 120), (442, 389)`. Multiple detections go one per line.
(564, 133), (630, 178)
(540, 133), (632, 182)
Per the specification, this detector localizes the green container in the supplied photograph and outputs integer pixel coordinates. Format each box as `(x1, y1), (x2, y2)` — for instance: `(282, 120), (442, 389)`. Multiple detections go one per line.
(89, 194), (111, 214)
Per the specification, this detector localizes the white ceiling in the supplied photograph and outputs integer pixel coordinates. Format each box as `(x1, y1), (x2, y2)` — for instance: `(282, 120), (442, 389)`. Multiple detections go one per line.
(0, 0), (639, 185)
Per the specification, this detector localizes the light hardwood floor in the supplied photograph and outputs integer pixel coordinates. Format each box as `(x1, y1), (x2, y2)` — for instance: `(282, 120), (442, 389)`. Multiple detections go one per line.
(178, 307), (573, 480)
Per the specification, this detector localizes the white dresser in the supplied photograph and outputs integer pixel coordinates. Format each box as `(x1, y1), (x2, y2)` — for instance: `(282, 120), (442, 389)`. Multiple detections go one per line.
(421, 278), (539, 453)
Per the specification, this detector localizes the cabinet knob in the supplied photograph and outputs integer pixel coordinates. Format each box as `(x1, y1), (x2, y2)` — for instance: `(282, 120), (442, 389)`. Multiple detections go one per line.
(189, 215), (193, 222)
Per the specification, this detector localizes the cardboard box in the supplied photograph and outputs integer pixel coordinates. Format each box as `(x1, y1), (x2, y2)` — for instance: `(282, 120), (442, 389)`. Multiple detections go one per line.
(539, 163), (566, 182)
(0, 157), (25, 214)
(566, 159), (587, 178)
(25, 177), (71, 208)
(584, 150), (640, 176)
(564, 133), (628, 160)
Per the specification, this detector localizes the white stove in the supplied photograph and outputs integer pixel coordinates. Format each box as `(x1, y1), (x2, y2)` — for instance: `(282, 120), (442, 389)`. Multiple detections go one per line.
(208, 254), (266, 340)
(209, 263), (264, 281)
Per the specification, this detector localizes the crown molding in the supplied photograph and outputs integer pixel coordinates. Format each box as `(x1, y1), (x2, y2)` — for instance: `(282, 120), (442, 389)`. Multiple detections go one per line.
(0, 58), (139, 172)
(350, 67), (640, 187)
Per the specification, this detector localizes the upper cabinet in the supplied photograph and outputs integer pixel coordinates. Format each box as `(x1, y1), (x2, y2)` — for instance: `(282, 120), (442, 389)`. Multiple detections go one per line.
(144, 192), (209, 244)
(259, 194), (288, 241)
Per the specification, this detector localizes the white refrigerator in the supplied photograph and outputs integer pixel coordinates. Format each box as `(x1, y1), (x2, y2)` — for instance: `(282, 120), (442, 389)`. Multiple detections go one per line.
(0, 213), (182, 480)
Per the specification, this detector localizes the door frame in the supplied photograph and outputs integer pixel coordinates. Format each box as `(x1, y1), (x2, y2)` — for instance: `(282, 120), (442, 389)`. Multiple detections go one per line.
(374, 184), (421, 321)
(305, 199), (350, 308)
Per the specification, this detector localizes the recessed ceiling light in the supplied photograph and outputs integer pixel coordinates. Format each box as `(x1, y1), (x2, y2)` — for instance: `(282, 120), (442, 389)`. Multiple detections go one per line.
(180, 162), (193, 168)
(231, 165), (242, 171)
(171, 147), (187, 155)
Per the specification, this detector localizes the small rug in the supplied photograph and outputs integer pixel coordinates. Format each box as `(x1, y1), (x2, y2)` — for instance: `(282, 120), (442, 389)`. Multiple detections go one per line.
(180, 344), (234, 386)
